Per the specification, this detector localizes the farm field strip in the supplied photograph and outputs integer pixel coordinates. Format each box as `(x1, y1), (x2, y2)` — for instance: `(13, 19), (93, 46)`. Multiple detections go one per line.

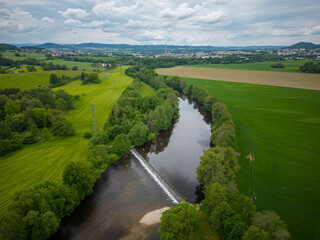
(182, 60), (311, 73)
(176, 76), (320, 240)
(156, 66), (320, 90)
(0, 68), (133, 217)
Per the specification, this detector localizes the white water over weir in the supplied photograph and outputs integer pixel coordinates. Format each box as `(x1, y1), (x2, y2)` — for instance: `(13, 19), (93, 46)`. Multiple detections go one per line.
(131, 148), (182, 205)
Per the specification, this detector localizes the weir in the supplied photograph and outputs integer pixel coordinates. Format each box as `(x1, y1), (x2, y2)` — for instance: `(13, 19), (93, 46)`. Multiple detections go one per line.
(131, 148), (182, 205)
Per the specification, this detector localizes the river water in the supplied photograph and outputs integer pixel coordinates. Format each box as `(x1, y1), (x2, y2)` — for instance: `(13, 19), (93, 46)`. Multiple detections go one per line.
(52, 96), (211, 240)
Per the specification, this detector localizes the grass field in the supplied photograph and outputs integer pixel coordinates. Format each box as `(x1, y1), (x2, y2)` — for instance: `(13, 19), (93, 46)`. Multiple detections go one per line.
(0, 70), (94, 89)
(0, 68), (132, 217)
(44, 59), (101, 71)
(177, 76), (320, 240)
(183, 60), (311, 73)
(9, 65), (43, 73)
(0, 51), (47, 61)
(156, 67), (320, 90)
(76, 56), (117, 62)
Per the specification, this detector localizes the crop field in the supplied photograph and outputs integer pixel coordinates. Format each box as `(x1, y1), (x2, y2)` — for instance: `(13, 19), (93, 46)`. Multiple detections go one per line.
(175, 76), (320, 240)
(182, 60), (311, 73)
(0, 51), (47, 61)
(0, 70), (92, 89)
(156, 66), (320, 90)
(0, 68), (132, 217)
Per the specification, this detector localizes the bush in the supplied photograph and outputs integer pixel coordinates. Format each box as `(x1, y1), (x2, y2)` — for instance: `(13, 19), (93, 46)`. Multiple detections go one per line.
(84, 132), (93, 139)
(270, 63), (285, 68)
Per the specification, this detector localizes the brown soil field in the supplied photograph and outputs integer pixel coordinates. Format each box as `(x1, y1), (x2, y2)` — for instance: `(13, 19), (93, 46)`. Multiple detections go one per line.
(156, 67), (320, 90)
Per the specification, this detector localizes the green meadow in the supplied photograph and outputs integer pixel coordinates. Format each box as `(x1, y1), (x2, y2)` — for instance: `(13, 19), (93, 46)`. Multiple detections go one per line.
(184, 60), (311, 73)
(0, 70), (92, 89)
(0, 68), (133, 217)
(1, 52), (47, 61)
(179, 77), (320, 240)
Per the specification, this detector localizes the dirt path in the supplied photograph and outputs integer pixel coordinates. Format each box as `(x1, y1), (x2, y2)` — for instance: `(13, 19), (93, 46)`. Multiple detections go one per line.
(156, 66), (320, 90)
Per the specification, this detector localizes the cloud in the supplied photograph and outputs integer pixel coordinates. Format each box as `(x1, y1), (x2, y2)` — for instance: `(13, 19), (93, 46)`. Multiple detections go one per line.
(64, 18), (81, 25)
(194, 10), (226, 24)
(41, 17), (54, 23)
(81, 20), (110, 27)
(161, 3), (200, 20)
(0, 7), (40, 33)
(92, 1), (142, 16)
(139, 30), (166, 40)
(124, 19), (144, 28)
(59, 8), (89, 18)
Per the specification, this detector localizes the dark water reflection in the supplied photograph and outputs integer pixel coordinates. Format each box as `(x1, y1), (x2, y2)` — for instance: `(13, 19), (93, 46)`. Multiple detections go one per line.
(53, 96), (211, 239)
(52, 156), (173, 240)
(137, 97), (211, 203)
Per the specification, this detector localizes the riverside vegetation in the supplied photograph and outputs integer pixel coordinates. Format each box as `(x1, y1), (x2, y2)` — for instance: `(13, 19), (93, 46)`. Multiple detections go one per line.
(0, 67), (179, 239)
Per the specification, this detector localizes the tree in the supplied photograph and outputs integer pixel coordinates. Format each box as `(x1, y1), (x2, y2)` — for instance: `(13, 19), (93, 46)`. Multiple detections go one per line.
(49, 74), (58, 85)
(242, 225), (271, 240)
(62, 161), (98, 200)
(211, 201), (233, 234)
(196, 147), (239, 188)
(72, 66), (78, 70)
(252, 211), (290, 240)
(111, 133), (131, 156)
(55, 98), (67, 112)
(229, 194), (256, 225)
(201, 182), (227, 215)
(127, 122), (150, 146)
(158, 203), (198, 240)
(23, 211), (59, 240)
(4, 100), (21, 115)
(223, 214), (247, 239)
(26, 65), (36, 72)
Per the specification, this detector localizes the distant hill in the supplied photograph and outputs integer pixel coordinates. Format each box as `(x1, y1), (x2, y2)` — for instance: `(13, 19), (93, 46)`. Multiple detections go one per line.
(0, 43), (18, 51)
(283, 42), (320, 50)
(22, 43), (284, 52)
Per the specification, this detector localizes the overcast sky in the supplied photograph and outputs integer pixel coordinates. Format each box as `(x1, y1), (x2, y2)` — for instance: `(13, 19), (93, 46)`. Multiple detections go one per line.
(0, 0), (320, 46)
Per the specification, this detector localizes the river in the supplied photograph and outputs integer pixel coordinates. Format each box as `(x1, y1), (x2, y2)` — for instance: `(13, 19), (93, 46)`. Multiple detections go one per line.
(52, 96), (211, 240)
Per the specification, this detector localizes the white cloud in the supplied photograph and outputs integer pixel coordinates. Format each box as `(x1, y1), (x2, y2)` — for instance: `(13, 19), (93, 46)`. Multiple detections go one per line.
(41, 17), (54, 23)
(139, 30), (166, 40)
(64, 18), (81, 25)
(194, 10), (226, 24)
(92, 1), (142, 16)
(59, 8), (89, 18)
(81, 20), (110, 27)
(124, 19), (144, 28)
(161, 3), (200, 20)
(0, 7), (39, 33)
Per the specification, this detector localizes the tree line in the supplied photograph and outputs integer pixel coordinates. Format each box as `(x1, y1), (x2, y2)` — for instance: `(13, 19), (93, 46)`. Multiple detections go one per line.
(0, 87), (76, 156)
(299, 61), (320, 73)
(158, 76), (290, 240)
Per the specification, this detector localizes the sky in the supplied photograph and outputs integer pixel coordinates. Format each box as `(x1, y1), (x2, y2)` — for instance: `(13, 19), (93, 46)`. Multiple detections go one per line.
(0, 0), (320, 46)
